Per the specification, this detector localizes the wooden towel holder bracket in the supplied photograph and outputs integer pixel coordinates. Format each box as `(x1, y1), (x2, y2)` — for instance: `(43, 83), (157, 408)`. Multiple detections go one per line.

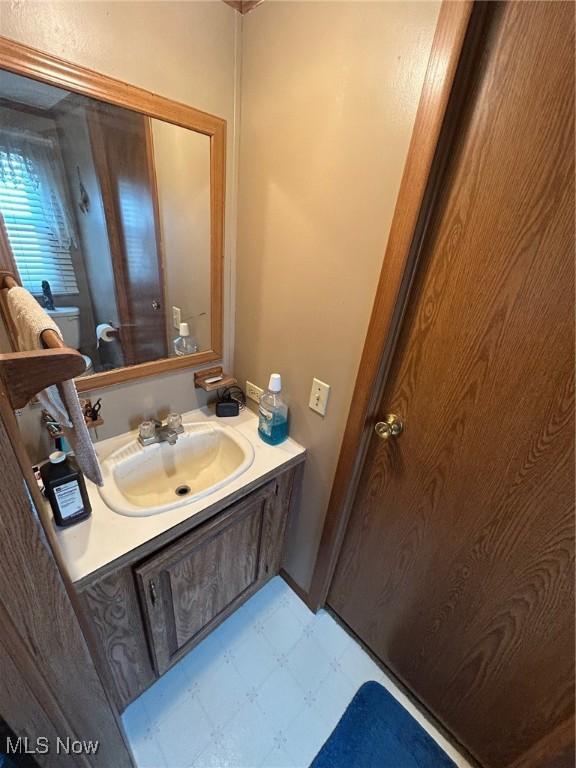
(0, 271), (86, 409)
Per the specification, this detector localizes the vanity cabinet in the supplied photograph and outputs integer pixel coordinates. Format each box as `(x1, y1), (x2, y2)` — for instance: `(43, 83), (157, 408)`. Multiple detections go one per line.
(136, 484), (278, 675)
(77, 463), (302, 711)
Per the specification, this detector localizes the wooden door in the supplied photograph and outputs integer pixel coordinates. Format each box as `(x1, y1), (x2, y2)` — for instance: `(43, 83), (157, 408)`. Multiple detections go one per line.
(136, 485), (276, 675)
(328, 4), (575, 768)
(88, 105), (167, 365)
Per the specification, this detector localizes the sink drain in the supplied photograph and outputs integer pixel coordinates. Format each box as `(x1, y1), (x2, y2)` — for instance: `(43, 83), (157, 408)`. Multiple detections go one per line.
(175, 485), (191, 497)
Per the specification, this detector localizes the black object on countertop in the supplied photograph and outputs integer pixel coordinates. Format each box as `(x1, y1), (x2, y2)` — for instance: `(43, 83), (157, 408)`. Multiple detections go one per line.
(215, 384), (245, 417)
(40, 451), (92, 527)
(216, 400), (240, 417)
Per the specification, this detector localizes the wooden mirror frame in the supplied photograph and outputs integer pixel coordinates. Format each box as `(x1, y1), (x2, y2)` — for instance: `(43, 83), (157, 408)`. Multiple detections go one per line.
(0, 35), (225, 392)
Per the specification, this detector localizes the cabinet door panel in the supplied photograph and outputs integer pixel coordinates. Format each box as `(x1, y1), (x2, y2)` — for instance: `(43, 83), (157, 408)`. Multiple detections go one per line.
(170, 506), (261, 646)
(136, 484), (273, 674)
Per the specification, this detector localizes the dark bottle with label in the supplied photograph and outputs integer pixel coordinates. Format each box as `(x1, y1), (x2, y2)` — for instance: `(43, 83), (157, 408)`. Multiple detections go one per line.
(40, 451), (92, 527)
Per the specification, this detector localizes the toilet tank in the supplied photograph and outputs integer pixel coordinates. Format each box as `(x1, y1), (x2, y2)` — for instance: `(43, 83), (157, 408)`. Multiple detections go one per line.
(46, 307), (80, 349)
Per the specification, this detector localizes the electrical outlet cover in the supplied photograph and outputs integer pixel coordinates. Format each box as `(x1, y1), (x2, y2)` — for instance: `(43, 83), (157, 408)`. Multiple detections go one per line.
(172, 306), (181, 330)
(246, 381), (264, 403)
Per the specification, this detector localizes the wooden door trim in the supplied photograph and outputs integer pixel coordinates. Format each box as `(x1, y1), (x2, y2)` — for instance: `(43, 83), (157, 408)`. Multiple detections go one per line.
(144, 117), (170, 355)
(308, 0), (478, 610)
(86, 105), (137, 366)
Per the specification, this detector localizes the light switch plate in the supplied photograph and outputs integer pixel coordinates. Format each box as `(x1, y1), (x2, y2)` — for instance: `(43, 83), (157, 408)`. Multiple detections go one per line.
(246, 381), (264, 403)
(309, 378), (330, 416)
(172, 306), (181, 330)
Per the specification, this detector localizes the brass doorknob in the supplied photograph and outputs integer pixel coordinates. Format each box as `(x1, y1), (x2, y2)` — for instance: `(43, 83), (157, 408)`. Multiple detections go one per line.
(375, 414), (403, 440)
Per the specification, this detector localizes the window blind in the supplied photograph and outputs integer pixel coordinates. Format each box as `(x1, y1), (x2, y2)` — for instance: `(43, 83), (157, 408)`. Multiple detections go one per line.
(0, 151), (79, 296)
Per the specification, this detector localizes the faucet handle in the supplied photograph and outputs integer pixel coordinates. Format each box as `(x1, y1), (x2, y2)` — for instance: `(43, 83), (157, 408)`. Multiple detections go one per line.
(139, 420), (157, 441)
(166, 412), (183, 431)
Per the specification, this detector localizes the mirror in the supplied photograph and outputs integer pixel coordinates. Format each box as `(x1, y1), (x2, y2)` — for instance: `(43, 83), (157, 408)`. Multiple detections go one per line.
(0, 56), (224, 390)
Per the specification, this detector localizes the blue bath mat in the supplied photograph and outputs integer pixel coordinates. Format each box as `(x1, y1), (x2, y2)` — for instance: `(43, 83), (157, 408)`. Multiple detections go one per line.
(310, 681), (457, 768)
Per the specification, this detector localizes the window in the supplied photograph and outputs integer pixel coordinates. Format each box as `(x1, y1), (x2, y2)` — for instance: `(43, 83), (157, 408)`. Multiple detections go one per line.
(0, 145), (79, 296)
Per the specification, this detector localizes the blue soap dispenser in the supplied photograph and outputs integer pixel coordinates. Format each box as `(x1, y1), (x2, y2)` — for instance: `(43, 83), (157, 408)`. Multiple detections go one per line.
(258, 373), (288, 445)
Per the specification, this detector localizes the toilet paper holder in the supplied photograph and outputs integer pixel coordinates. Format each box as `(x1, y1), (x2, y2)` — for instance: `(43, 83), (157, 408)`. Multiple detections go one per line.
(96, 323), (119, 347)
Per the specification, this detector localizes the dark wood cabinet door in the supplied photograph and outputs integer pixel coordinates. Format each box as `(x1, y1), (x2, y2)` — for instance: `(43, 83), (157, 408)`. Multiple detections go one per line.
(136, 484), (275, 675)
(329, 4), (575, 768)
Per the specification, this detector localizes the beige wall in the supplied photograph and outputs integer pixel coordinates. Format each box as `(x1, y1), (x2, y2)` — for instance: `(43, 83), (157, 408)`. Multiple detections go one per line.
(1, 1), (440, 591)
(152, 121), (211, 353)
(0, 1), (240, 457)
(235, 1), (440, 590)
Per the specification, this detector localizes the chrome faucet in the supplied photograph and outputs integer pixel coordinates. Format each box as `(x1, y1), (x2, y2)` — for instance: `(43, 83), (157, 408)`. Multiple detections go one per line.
(138, 413), (184, 447)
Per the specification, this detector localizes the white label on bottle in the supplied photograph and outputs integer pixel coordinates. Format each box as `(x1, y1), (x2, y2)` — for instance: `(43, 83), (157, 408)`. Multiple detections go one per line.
(53, 481), (84, 519)
(259, 406), (273, 436)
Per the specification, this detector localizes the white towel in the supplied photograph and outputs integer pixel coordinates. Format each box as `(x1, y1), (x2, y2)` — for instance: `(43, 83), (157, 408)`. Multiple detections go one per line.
(7, 286), (103, 486)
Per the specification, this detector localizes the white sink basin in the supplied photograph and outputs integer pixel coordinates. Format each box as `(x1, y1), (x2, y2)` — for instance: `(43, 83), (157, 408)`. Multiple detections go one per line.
(98, 423), (255, 517)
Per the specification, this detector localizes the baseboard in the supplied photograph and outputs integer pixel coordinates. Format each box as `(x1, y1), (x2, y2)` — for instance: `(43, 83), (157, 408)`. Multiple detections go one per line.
(279, 568), (318, 613)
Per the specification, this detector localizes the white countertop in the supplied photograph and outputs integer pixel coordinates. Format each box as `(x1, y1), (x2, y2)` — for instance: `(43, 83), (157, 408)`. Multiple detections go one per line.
(50, 407), (305, 583)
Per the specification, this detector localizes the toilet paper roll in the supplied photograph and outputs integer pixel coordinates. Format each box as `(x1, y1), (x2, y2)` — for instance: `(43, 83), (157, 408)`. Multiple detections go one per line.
(96, 323), (117, 347)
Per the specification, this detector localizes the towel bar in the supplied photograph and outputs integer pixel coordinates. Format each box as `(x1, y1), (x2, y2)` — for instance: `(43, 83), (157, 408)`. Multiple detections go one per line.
(0, 271), (65, 350)
(0, 270), (86, 409)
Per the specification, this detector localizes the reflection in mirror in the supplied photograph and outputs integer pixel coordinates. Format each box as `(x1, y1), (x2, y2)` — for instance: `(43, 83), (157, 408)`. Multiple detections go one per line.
(0, 69), (211, 377)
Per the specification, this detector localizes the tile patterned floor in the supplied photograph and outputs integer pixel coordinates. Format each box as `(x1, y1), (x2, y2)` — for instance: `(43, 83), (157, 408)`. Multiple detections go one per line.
(123, 577), (470, 768)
